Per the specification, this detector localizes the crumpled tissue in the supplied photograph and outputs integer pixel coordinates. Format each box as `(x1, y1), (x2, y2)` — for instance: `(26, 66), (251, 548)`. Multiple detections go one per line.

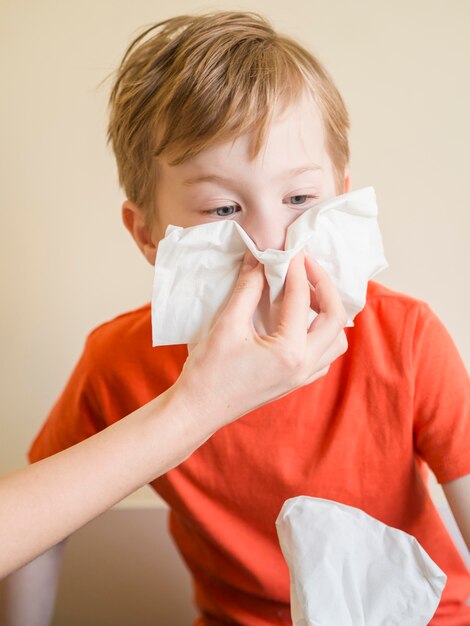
(275, 496), (447, 626)
(152, 187), (388, 346)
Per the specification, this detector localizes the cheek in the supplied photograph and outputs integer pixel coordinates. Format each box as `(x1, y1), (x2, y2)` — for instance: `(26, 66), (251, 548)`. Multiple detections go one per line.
(145, 246), (158, 266)
(151, 223), (166, 246)
(150, 198), (179, 242)
(152, 194), (183, 236)
(153, 171), (187, 232)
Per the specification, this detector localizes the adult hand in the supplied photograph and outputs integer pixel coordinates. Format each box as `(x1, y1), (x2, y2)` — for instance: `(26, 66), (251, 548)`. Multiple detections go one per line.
(175, 251), (348, 430)
(0, 252), (347, 579)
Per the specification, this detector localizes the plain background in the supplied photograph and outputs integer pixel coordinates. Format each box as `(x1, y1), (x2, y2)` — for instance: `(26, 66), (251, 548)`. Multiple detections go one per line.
(0, 0), (469, 622)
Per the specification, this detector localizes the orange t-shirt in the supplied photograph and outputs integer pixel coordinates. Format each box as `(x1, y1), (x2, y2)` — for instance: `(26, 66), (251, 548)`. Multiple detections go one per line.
(29, 282), (470, 625)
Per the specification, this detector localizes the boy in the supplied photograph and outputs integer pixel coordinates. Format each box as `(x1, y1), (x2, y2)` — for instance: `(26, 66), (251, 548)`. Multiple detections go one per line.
(13, 11), (470, 625)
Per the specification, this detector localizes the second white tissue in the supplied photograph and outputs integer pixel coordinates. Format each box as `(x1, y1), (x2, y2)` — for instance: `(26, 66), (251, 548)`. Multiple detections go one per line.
(276, 496), (447, 626)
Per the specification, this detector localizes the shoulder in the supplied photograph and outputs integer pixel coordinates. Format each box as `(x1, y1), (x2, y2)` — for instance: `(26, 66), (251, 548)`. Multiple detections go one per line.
(358, 281), (437, 337)
(353, 281), (464, 373)
(80, 304), (187, 387)
(87, 303), (152, 346)
(364, 281), (430, 316)
(349, 282), (441, 370)
(80, 303), (153, 371)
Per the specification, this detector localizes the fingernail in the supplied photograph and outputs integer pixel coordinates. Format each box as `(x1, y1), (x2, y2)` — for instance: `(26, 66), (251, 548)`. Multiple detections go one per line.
(241, 251), (258, 270)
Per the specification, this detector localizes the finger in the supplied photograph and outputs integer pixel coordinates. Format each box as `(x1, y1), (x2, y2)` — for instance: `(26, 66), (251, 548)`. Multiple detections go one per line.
(309, 282), (320, 313)
(305, 259), (347, 356)
(312, 330), (348, 372)
(276, 252), (310, 340)
(305, 255), (321, 312)
(217, 251), (265, 326)
(301, 330), (348, 387)
(302, 365), (331, 387)
(305, 256), (345, 320)
(304, 255), (341, 310)
(277, 365), (331, 401)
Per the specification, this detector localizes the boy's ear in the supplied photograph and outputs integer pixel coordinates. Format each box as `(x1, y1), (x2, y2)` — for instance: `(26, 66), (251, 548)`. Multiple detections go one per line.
(121, 200), (157, 265)
(343, 168), (351, 193)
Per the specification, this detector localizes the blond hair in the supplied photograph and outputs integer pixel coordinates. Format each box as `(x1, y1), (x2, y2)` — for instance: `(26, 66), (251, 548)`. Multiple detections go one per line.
(108, 12), (350, 222)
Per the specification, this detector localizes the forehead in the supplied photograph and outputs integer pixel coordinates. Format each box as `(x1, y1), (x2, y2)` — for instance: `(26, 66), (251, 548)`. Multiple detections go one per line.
(260, 93), (326, 163)
(161, 93), (327, 178)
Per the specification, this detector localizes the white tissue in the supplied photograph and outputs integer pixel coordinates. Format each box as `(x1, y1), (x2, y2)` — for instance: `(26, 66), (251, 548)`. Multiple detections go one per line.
(276, 497), (447, 626)
(152, 187), (388, 346)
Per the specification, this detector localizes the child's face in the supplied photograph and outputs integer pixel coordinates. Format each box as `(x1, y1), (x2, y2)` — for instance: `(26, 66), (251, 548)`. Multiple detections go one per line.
(124, 94), (350, 263)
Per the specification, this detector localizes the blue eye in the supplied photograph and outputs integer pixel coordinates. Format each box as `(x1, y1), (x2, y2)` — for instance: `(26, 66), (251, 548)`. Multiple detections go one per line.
(290, 195), (309, 205)
(214, 205), (239, 217)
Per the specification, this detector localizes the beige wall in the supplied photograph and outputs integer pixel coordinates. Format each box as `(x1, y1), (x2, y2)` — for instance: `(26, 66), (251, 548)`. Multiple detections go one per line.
(1, 0), (469, 620)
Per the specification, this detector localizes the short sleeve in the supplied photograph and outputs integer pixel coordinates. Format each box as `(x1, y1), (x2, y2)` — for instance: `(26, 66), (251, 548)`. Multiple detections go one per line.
(412, 304), (470, 483)
(28, 336), (107, 463)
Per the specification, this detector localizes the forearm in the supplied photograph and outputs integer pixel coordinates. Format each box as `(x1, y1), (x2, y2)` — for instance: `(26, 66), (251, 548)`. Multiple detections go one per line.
(443, 473), (470, 552)
(0, 255), (346, 578)
(0, 383), (213, 579)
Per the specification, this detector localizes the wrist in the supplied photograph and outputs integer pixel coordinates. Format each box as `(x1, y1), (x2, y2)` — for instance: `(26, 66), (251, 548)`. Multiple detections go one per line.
(140, 378), (223, 475)
(170, 358), (245, 433)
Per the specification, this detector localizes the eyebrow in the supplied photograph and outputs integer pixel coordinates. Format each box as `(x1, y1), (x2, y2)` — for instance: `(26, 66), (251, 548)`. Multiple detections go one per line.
(183, 174), (237, 186)
(287, 165), (323, 177)
(182, 164), (322, 186)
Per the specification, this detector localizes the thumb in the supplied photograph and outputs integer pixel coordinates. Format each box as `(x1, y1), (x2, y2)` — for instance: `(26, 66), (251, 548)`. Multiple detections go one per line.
(219, 251), (264, 324)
